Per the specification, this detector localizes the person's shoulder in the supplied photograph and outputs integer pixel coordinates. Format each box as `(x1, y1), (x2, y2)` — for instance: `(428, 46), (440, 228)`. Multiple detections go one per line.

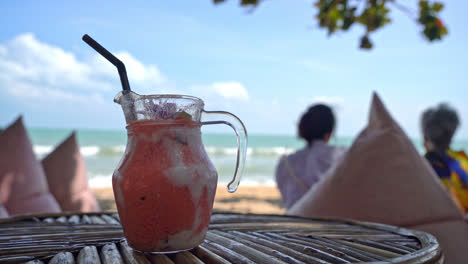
(285, 148), (309, 161)
(425, 150), (443, 159)
(329, 144), (347, 152)
(277, 151), (294, 167)
(276, 151), (296, 178)
(324, 144), (347, 158)
(425, 151), (451, 172)
(276, 149), (308, 170)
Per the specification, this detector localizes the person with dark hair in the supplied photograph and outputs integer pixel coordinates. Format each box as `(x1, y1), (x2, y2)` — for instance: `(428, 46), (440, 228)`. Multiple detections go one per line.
(275, 104), (347, 209)
(422, 103), (468, 212)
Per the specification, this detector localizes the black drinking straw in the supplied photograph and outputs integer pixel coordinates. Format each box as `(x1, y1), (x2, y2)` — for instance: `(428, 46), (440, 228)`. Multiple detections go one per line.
(82, 34), (131, 93)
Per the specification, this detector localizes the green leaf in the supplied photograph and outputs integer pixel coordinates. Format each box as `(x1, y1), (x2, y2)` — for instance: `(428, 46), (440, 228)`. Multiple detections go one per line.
(419, 0), (429, 10)
(212, 0), (449, 50)
(433, 2), (444, 12)
(440, 24), (448, 35)
(424, 24), (440, 41)
(342, 13), (355, 30)
(240, 0), (259, 6)
(360, 35), (373, 49)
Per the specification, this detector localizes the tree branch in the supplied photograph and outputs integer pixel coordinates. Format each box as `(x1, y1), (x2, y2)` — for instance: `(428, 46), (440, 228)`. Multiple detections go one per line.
(390, 1), (417, 20)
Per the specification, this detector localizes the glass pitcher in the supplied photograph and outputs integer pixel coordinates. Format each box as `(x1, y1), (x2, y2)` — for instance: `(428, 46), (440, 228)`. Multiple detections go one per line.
(112, 91), (247, 253)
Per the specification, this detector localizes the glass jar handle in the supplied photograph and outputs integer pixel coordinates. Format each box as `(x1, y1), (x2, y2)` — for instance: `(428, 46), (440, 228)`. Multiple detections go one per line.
(201, 110), (248, 193)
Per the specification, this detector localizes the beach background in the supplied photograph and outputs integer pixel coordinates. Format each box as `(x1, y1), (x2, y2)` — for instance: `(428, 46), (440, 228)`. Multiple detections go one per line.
(1, 0), (467, 216)
(28, 128), (468, 214)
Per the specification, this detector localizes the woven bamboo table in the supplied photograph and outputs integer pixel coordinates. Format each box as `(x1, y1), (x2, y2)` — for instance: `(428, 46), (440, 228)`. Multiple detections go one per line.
(0, 212), (442, 264)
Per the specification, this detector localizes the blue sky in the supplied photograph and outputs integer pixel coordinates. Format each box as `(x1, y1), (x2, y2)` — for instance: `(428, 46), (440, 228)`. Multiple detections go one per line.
(1, 0), (467, 140)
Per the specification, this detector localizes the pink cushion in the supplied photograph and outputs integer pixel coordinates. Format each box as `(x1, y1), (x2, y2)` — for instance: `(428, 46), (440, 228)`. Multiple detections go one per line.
(287, 93), (463, 226)
(0, 117), (61, 215)
(0, 203), (8, 218)
(42, 132), (100, 212)
(409, 220), (468, 264)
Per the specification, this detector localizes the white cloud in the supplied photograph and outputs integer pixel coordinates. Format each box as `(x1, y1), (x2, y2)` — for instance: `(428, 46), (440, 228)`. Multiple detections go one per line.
(212, 82), (249, 101)
(90, 51), (165, 88)
(0, 46), (6, 56)
(3, 78), (104, 104)
(0, 33), (166, 103)
(191, 82), (249, 102)
(0, 33), (100, 91)
(0, 34), (257, 131)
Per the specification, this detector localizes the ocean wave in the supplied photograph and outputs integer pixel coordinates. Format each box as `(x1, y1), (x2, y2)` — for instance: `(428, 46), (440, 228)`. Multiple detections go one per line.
(205, 147), (294, 157)
(34, 144), (295, 159)
(87, 173), (276, 188)
(80, 146), (100, 157)
(253, 147), (294, 156)
(112, 145), (126, 153)
(34, 145), (53, 156)
(205, 147), (238, 156)
(218, 178), (276, 187)
(88, 174), (113, 188)
(33, 144), (125, 158)
(96, 145), (125, 156)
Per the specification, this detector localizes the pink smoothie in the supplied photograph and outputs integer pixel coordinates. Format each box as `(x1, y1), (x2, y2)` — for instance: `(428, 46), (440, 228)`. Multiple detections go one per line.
(113, 119), (217, 252)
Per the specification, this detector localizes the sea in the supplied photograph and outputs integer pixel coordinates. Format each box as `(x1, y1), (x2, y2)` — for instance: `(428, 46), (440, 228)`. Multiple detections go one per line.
(27, 128), (468, 188)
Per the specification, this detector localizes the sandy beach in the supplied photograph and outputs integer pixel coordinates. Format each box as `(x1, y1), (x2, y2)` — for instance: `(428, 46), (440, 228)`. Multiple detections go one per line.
(92, 185), (286, 215)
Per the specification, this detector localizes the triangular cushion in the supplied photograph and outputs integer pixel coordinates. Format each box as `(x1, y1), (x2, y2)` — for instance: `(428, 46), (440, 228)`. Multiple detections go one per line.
(42, 132), (100, 212)
(288, 93), (463, 226)
(0, 204), (8, 218)
(0, 117), (61, 215)
(409, 220), (468, 264)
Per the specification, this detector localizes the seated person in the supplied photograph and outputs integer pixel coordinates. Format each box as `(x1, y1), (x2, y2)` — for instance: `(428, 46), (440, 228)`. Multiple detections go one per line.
(275, 104), (346, 209)
(421, 103), (468, 212)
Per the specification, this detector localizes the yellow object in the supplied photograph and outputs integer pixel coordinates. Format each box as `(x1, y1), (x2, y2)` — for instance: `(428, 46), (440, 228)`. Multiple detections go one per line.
(426, 149), (468, 214)
(446, 150), (468, 211)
